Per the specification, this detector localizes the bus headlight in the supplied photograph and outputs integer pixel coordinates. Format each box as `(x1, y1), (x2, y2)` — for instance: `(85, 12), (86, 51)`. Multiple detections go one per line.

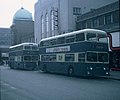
(106, 72), (109, 75)
(24, 63), (26, 67)
(90, 67), (93, 70)
(87, 67), (93, 70)
(87, 71), (90, 75)
(103, 67), (106, 70)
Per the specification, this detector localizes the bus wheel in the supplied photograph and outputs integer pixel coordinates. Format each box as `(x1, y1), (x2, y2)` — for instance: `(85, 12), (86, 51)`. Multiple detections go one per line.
(68, 67), (74, 76)
(30, 66), (36, 70)
(10, 67), (14, 69)
(42, 66), (47, 73)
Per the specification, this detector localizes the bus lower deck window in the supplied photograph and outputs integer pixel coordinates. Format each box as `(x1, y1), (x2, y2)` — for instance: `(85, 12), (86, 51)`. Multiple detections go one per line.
(87, 52), (97, 62)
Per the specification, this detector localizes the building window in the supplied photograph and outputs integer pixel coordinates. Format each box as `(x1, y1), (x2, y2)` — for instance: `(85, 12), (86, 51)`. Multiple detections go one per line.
(113, 10), (119, 23)
(51, 11), (55, 36)
(105, 13), (112, 25)
(45, 13), (49, 37)
(73, 7), (81, 15)
(41, 16), (44, 39)
(92, 18), (98, 27)
(82, 21), (86, 29)
(98, 15), (104, 26)
(76, 22), (82, 30)
(86, 19), (91, 28)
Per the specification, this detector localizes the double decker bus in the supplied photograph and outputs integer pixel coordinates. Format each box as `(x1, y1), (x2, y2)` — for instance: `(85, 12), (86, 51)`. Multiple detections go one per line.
(9, 43), (39, 70)
(38, 29), (109, 76)
(108, 33), (120, 71)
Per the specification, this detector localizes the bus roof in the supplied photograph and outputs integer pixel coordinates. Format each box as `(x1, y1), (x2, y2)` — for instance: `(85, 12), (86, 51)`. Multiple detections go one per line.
(9, 43), (38, 49)
(41, 29), (106, 42)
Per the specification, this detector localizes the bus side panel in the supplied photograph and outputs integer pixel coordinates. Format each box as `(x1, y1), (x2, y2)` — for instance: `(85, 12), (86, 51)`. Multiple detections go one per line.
(39, 62), (109, 76)
(39, 42), (108, 54)
(39, 62), (68, 74)
(24, 62), (37, 70)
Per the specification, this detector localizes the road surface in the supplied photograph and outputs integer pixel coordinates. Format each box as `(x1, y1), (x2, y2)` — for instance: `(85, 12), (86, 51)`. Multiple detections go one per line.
(0, 66), (120, 100)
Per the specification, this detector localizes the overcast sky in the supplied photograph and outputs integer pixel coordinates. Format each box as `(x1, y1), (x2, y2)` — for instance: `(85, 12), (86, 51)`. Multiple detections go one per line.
(0, 0), (37, 28)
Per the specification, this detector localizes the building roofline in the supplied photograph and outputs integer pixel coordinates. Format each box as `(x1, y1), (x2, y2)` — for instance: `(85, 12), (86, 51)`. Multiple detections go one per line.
(77, 1), (119, 22)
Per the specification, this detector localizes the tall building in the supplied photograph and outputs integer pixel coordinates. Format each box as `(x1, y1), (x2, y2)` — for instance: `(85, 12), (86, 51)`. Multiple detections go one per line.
(0, 28), (11, 63)
(34, 0), (117, 44)
(11, 7), (34, 45)
(0, 28), (11, 47)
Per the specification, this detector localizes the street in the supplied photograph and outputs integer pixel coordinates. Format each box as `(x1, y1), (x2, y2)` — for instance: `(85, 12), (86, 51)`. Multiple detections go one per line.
(0, 65), (120, 100)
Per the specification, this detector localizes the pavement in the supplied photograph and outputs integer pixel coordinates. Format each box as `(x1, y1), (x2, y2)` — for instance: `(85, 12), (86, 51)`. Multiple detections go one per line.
(1, 65), (120, 80)
(106, 70), (120, 80)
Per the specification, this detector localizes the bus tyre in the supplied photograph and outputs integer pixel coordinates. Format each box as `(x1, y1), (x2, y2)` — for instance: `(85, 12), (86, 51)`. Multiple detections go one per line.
(68, 67), (74, 76)
(43, 66), (47, 73)
(10, 67), (14, 69)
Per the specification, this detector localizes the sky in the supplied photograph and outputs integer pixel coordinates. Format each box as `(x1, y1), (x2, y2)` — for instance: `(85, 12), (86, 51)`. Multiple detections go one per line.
(0, 0), (37, 28)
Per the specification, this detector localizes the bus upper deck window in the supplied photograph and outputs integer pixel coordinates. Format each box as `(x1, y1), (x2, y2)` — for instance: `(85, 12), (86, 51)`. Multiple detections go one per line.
(40, 41), (43, 47)
(98, 34), (107, 43)
(32, 46), (38, 50)
(66, 35), (75, 43)
(50, 39), (57, 45)
(17, 45), (23, 50)
(76, 33), (85, 42)
(87, 33), (97, 42)
(57, 37), (65, 44)
(43, 41), (50, 46)
(24, 46), (31, 50)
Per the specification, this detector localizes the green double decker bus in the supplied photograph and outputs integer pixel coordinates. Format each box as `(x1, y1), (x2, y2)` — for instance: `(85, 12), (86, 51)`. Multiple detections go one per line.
(9, 43), (39, 70)
(38, 29), (109, 76)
